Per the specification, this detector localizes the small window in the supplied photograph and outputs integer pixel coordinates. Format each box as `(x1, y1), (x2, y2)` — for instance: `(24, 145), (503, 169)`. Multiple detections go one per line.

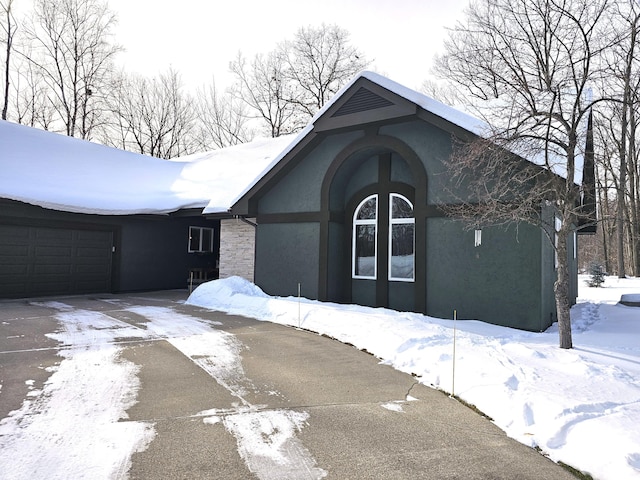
(389, 194), (414, 281)
(353, 195), (378, 279)
(188, 226), (214, 253)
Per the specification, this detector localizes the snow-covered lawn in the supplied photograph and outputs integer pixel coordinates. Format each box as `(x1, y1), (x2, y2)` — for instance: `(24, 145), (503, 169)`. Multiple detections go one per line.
(187, 275), (640, 480)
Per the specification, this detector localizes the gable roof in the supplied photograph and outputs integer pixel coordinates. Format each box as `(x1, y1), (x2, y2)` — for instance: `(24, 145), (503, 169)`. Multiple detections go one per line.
(228, 70), (593, 216)
(1, 72), (593, 219)
(227, 71), (491, 215)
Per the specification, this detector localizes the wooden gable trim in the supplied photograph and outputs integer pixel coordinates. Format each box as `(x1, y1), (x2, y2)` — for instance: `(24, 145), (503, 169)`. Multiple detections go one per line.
(313, 77), (418, 132)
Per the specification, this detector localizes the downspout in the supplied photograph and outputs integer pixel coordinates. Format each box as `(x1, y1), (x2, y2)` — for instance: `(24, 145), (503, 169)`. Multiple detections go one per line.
(236, 215), (257, 228)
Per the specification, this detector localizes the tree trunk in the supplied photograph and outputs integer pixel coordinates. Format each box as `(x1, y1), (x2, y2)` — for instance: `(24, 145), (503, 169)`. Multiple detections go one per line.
(2, 1), (14, 121)
(617, 143), (628, 278)
(555, 225), (573, 349)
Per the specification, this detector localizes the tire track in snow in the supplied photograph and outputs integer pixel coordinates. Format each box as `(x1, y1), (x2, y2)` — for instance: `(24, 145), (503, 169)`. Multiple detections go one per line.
(126, 306), (327, 480)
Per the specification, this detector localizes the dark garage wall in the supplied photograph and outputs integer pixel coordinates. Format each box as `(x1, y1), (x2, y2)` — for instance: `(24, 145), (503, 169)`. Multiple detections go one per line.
(116, 215), (219, 292)
(0, 200), (218, 297)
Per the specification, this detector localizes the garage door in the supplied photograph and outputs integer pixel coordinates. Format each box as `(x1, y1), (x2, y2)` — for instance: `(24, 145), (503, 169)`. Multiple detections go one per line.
(0, 224), (113, 298)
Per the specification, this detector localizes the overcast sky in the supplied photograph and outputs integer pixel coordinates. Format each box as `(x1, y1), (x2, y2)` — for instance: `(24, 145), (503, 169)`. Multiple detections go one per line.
(105, 0), (469, 91)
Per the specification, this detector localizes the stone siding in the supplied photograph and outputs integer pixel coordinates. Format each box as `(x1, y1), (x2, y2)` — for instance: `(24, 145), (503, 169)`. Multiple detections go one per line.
(219, 218), (256, 281)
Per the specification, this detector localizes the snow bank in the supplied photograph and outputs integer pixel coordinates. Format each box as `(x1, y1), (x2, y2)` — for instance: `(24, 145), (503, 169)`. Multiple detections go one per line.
(187, 275), (640, 480)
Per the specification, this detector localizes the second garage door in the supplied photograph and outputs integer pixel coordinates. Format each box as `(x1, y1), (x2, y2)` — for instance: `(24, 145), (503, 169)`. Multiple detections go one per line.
(0, 224), (114, 298)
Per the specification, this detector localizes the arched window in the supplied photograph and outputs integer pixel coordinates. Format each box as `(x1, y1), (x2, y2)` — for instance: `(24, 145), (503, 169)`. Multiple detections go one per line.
(352, 194), (377, 279)
(352, 193), (415, 282)
(389, 194), (414, 281)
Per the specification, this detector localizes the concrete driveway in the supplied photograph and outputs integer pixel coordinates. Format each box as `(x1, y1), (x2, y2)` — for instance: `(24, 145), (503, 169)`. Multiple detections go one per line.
(0, 291), (578, 479)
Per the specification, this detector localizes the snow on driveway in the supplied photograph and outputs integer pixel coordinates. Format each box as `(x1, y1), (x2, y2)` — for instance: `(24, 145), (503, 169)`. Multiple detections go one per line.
(127, 305), (327, 480)
(0, 301), (326, 480)
(0, 303), (155, 480)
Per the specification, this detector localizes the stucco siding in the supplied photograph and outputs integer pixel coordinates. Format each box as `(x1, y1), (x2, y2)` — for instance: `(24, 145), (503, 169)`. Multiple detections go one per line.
(258, 131), (363, 214)
(254, 223), (320, 299)
(379, 121), (455, 204)
(425, 218), (544, 331)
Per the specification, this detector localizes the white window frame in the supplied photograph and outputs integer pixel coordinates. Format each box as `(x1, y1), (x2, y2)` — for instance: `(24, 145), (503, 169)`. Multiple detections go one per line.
(388, 193), (415, 282)
(188, 226), (214, 253)
(352, 194), (378, 280)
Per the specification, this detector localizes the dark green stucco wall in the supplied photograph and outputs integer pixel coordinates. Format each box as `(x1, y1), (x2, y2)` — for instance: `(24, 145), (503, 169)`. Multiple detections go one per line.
(252, 118), (563, 331)
(259, 131), (364, 214)
(379, 121), (455, 203)
(425, 218), (545, 331)
(255, 222), (320, 299)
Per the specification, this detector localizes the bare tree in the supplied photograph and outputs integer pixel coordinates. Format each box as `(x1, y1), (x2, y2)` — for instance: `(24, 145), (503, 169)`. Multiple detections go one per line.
(194, 80), (254, 149)
(609, 1), (640, 277)
(281, 24), (369, 117)
(24, 0), (120, 138)
(103, 69), (196, 159)
(1, 0), (16, 120)
(230, 25), (368, 137)
(11, 60), (53, 128)
(230, 51), (301, 137)
(434, 0), (615, 349)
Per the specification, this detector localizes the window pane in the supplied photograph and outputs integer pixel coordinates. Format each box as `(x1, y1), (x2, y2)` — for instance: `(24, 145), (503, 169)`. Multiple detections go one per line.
(356, 197), (377, 220)
(355, 224), (376, 277)
(202, 228), (213, 252)
(390, 224), (414, 279)
(391, 195), (413, 219)
(189, 227), (200, 252)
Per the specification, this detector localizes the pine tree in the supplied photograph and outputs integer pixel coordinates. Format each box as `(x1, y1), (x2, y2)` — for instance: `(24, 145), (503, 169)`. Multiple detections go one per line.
(587, 262), (606, 287)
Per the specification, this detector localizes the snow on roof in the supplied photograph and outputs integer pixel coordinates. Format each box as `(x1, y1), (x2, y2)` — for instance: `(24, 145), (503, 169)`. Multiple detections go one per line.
(205, 71), (493, 214)
(182, 135), (296, 215)
(0, 119), (291, 216)
(1, 72), (584, 217)
(355, 71), (490, 136)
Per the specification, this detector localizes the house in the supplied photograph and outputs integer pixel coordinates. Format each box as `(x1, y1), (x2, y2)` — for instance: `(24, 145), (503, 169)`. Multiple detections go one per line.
(208, 71), (595, 332)
(0, 121), (221, 298)
(0, 71), (594, 332)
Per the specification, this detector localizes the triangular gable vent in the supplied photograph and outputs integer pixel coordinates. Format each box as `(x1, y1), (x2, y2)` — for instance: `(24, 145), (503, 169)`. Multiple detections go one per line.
(332, 87), (394, 117)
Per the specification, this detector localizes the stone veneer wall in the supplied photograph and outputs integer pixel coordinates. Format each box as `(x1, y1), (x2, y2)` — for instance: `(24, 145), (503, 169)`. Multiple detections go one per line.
(219, 218), (256, 281)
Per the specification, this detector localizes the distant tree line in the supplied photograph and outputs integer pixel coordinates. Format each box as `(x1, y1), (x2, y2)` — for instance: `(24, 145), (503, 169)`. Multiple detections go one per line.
(0, 0), (369, 157)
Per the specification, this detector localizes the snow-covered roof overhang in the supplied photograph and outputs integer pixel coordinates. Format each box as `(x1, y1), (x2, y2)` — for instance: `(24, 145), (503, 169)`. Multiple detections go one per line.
(0, 120), (292, 216)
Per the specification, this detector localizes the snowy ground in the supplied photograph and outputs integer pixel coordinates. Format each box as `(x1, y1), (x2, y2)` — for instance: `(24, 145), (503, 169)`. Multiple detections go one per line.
(0, 276), (638, 479)
(187, 275), (640, 480)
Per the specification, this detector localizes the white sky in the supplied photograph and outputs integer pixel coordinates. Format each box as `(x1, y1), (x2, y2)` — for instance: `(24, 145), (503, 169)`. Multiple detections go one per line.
(105, 0), (469, 91)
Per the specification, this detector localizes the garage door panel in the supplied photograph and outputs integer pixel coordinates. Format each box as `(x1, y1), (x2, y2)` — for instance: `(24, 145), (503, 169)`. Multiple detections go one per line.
(34, 264), (73, 275)
(1, 282), (28, 296)
(0, 264), (29, 275)
(0, 225), (113, 298)
(76, 264), (111, 274)
(35, 246), (74, 257)
(77, 246), (112, 260)
(0, 245), (29, 265)
(32, 281), (72, 295)
(35, 228), (73, 240)
(0, 225), (30, 240)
